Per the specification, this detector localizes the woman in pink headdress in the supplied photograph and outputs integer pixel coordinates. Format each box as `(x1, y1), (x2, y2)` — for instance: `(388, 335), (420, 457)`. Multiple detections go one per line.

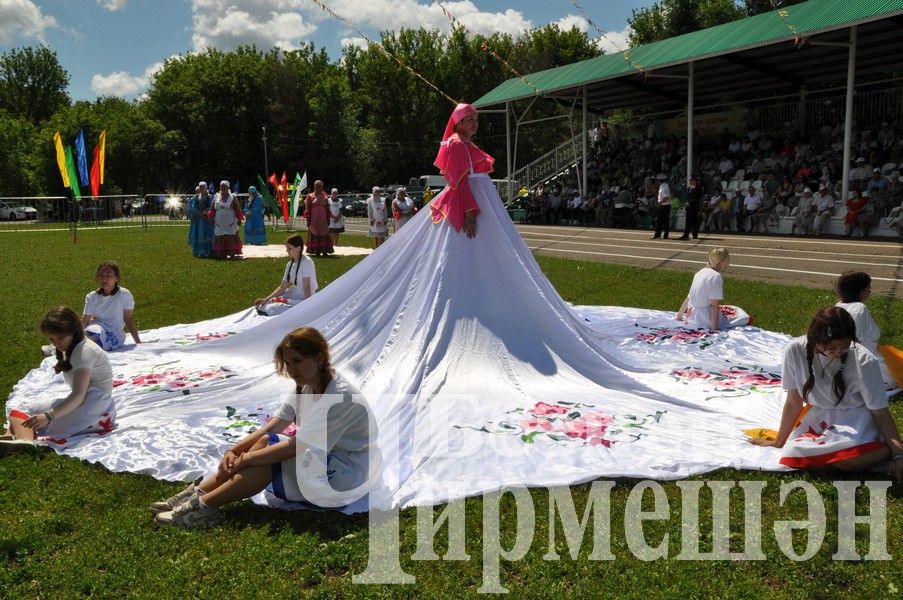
(430, 103), (495, 238)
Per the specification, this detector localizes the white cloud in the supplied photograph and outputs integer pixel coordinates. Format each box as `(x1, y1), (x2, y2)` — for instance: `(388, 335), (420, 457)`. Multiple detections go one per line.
(594, 26), (632, 55)
(340, 36), (367, 50)
(0, 0), (57, 44)
(555, 14), (588, 33)
(97, 0), (127, 11)
(191, 0), (317, 51)
(328, 1), (533, 37)
(90, 61), (164, 98)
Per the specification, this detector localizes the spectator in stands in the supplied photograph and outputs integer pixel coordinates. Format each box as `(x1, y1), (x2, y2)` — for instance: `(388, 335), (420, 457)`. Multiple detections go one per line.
(741, 184), (762, 233)
(812, 183), (835, 236)
(860, 189), (885, 237)
(792, 188), (815, 235)
(866, 168), (889, 200)
(718, 155), (734, 176)
(717, 192), (733, 232)
(850, 156), (870, 185)
(843, 188), (868, 238)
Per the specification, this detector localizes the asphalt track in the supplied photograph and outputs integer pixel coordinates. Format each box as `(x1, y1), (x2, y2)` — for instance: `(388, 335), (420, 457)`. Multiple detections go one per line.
(344, 218), (903, 299)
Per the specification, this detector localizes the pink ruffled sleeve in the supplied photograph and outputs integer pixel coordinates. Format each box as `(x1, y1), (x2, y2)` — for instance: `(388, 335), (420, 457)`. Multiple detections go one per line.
(430, 137), (480, 231)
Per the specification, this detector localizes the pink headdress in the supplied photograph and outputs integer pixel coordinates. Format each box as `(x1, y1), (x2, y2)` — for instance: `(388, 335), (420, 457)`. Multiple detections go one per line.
(441, 103), (477, 143)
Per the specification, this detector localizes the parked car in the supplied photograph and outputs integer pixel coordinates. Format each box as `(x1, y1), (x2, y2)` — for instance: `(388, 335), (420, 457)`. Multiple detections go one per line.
(0, 202), (38, 221)
(341, 194), (369, 217)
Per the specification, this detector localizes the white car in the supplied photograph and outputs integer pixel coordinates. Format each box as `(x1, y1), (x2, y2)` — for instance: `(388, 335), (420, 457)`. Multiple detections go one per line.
(0, 202), (38, 220)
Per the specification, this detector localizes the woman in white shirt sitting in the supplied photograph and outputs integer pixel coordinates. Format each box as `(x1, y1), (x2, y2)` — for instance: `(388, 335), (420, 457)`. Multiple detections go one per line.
(254, 234), (318, 316)
(676, 247), (751, 331)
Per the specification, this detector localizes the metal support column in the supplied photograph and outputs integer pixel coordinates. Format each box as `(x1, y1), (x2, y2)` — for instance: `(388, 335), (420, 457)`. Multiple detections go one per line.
(841, 26), (857, 206)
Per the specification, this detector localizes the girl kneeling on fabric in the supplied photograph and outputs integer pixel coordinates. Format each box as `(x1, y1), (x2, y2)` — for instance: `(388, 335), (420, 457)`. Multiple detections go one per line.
(151, 326), (378, 528)
(751, 306), (903, 482)
(3, 307), (115, 448)
(254, 235), (318, 316)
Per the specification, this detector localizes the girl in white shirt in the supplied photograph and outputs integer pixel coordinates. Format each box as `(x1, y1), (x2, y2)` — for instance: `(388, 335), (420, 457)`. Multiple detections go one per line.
(152, 326), (378, 528)
(751, 307), (903, 482)
(82, 261), (140, 351)
(834, 271), (894, 387)
(676, 247), (751, 330)
(254, 235), (318, 316)
(4, 307), (115, 445)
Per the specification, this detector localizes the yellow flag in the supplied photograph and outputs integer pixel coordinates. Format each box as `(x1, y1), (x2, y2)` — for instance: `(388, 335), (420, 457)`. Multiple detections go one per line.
(53, 131), (70, 188)
(98, 130), (106, 184)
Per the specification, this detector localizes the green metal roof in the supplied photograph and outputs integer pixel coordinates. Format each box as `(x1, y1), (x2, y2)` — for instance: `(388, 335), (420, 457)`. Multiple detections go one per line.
(474, 0), (903, 108)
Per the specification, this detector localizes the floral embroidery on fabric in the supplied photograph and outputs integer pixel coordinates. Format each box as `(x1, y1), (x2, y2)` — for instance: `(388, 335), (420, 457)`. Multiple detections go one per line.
(634, 325), (718, 349)
(456, 401), (665, 447)
(173, 331), (237, 346)
(670, 365), (781, 400)
(719, 305), (738, 318)
(112, 362), (235, 393)
(222, 406), (264, 441)
(794, 420), (833, 445)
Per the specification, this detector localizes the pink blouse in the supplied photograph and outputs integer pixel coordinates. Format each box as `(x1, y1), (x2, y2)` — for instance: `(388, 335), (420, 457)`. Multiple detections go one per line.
(430, 134), (494, 231)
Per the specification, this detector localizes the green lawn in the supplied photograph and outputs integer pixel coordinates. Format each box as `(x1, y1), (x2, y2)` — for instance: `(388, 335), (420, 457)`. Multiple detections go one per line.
(1, 227), (901, 599)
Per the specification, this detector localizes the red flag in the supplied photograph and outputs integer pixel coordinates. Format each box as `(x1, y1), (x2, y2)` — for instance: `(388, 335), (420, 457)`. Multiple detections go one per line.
(280, 171), (289, 222)
(90, 143), (101, 197)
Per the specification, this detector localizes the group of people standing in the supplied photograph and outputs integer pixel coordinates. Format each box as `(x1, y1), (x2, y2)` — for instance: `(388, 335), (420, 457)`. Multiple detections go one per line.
(187, 180), (256, 260)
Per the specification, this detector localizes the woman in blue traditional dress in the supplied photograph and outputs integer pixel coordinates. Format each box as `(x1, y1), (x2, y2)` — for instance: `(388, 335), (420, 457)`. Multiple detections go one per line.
(243, 186), (267, 245)
(187, 182), (214, 258)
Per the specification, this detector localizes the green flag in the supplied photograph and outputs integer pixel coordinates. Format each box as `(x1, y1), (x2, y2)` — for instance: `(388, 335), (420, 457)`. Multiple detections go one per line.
(257, 174), (279, 215)
(65, 145), (82, 200)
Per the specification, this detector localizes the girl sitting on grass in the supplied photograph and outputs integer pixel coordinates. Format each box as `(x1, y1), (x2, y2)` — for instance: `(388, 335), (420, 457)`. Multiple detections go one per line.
(151, 326), (378, 528)
(82, 261), (140, 351)
(3, 307), (115, 450)
(750, 306), (903, 482)
(253, 235), (318, 316)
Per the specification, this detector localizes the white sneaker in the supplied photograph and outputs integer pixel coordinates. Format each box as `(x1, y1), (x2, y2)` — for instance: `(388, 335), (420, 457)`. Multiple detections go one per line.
(149, 478), (202, 514)
(155, 495), (221, 528)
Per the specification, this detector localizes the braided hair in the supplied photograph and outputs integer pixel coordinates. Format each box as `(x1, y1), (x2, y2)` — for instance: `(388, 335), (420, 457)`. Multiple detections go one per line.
(40, 306), (85, 373)
(801, 306), (857, 404)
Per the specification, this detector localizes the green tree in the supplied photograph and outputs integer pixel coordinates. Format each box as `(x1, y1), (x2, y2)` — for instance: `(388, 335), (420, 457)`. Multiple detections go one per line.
(0, 46), (70, 125)
(629, 0), (807, 46)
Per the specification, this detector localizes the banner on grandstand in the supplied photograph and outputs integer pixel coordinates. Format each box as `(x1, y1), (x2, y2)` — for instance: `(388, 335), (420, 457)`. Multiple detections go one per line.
(662, 108), (748, 139)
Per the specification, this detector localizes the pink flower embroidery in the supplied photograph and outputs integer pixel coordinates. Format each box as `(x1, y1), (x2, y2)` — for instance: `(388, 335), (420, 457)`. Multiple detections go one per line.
(521, 418), (555, 431)
(531, 402), (569, 416)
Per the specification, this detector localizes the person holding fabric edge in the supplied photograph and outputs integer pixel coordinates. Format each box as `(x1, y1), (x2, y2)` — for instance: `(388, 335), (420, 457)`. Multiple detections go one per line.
(430, 103), (493, 239)
(750, 307), (903, 482)
(82, 261), (140, 351)
(676, 247), (751, 331)
(254, 235), (318, 316)
(151, 326), (377, 527)
(3, 307), (115, 449)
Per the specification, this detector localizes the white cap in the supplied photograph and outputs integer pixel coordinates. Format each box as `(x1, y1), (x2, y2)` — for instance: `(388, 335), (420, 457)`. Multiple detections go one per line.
(372, 186), (381, 193)
(331, 188), (338, 193)
(802, 187), (812, 194)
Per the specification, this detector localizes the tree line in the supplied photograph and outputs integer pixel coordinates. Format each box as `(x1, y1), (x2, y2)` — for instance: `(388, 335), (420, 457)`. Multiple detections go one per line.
(0, 1), (806, 198)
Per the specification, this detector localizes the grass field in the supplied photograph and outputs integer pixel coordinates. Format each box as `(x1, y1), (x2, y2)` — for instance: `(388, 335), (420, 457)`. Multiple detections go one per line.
(1, 226), (902, 599)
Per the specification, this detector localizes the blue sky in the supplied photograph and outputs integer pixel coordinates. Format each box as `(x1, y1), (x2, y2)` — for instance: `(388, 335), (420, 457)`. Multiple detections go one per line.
(0, 1), (650, 101)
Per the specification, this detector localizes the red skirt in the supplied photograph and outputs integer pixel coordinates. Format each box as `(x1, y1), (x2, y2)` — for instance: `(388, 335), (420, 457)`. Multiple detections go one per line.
(213, 234), (242, 257)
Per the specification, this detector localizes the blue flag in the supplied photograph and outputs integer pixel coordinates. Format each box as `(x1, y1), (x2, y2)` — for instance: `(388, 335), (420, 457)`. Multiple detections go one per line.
(75, 129), (90, 188)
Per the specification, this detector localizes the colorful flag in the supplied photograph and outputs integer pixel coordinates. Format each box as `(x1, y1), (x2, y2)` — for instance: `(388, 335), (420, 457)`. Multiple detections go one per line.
(53, 131), (70, 188)
(257, 174), (280, 215)
(75, 129), (90, 187)
(90, 144), (101, 197)
(64, 146), (82, 200)
(291, 172), (304, 218)
(97, 130), (106, 184)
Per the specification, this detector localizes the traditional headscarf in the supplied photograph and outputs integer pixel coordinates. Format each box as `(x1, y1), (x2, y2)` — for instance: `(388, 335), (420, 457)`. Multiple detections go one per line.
(220, 180), (230, 189)
(248, 186), (257, 194)
(435, 103), (477, 174)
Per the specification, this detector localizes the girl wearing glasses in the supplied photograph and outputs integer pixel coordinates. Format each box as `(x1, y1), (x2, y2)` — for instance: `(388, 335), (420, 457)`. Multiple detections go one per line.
(751, 306), (903, 482)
